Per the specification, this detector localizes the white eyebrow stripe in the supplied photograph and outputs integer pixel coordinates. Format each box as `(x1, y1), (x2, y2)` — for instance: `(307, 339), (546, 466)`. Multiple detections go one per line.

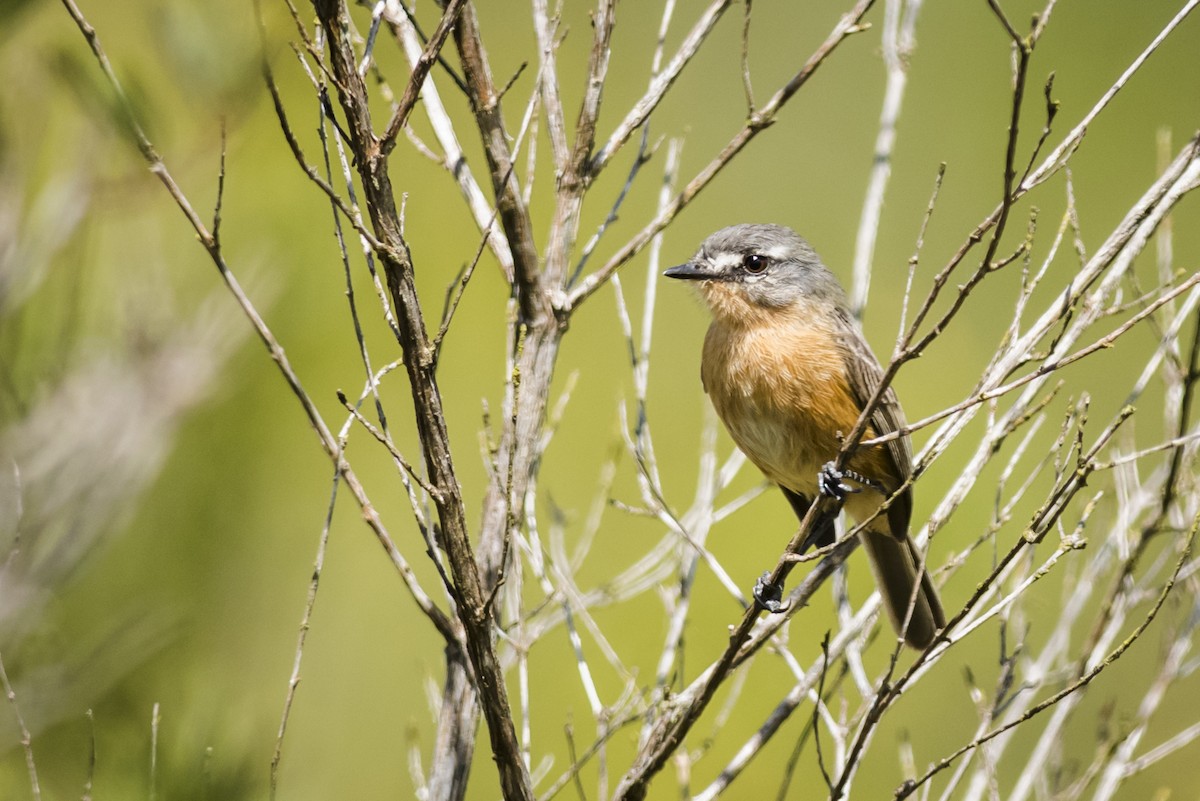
(712, 253), (742, 270)
(765, 244), (791, 260)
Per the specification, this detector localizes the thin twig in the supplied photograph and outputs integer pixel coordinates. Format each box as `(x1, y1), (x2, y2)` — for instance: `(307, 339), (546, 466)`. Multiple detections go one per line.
(379, 0), (468, 154)
(270, 466), (341, 801)
(897, 514), (1197, 799)
(63, 0), (459, 650)
(571, 0), (877, 313)
(850, 0), (923, 317)
(0, 652), (40, 801)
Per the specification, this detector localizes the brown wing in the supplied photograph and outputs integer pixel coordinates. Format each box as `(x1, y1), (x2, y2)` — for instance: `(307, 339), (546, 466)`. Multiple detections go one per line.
(835, 310), (913, 537)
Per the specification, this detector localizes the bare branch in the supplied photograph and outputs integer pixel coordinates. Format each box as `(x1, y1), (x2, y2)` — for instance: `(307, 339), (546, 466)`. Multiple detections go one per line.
(451, 3), (546, 326)
(849, 0), (923, 317)
(590, 0), (733, 175)
(379, 0), (468, 154)
(0, 651), (40, 801)
(64, 0), (455, 649)
(571, 0), (877, 311)
(312, 1), (534, 797)
(897, 514), (1197, 799)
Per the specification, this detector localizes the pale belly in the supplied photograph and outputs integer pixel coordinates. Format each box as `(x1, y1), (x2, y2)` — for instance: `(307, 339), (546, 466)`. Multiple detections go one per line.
(702, 320), (859, 497)
(720, 404), (827, 494)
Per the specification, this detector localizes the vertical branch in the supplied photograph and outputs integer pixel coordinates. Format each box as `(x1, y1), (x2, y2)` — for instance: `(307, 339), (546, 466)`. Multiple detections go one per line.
(569, 0), (877, 310)
(382, 4), (515, 277)
(739, 0), (755, 114)
(451, 6), (567, 621)
(543, 0), (616, 293)
(0, 652), (40, 801)
(849, 0), (923, 317)
(379, 0), (469, 152)
(311, 2), (534, 799)
(452, 3), (547, 325)
(572, 0), (617, 175)
(532, 0), (570, 172)
(270, 469), (338, 801)
(590, 0), (732, 174)
(427, 647), (478, 801)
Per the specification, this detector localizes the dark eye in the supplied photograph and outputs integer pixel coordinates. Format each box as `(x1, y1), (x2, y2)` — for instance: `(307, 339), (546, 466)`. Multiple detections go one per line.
(743, 253), (769, 274)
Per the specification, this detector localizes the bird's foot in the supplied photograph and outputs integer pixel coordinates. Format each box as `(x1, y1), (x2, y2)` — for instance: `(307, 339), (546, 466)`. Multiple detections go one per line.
(818, 462), (862, 501)
(753, 571), (788, 613)
(819, 462), (889, 499)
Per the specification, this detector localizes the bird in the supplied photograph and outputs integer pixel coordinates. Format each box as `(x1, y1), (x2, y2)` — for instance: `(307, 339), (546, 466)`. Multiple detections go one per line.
(664, 223), (945, 649)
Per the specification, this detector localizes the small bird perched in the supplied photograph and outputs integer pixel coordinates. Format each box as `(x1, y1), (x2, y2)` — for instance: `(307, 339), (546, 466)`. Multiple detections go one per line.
(665, 223), (945, 649)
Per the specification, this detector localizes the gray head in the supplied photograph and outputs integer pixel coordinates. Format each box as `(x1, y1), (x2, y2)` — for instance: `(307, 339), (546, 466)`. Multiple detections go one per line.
(664, 224), (846, 319)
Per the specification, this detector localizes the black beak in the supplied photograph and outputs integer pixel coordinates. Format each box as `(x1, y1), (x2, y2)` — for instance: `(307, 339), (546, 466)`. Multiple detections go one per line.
(663, 262), (710, 280)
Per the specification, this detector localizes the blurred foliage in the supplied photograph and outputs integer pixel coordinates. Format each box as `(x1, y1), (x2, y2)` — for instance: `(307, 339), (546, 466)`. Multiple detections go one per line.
(0, 1), (1198, 800)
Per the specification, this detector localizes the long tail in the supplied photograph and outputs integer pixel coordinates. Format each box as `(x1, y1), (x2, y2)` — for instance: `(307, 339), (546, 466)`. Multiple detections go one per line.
(860, 528), (945, 649)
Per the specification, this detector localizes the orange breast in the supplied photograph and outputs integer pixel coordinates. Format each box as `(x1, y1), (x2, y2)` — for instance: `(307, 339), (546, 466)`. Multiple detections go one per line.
(701, 309), (884, 496)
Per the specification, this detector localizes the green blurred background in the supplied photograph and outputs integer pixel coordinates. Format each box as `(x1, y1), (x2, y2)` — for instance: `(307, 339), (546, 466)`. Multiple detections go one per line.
(1, 0), (1198, 799)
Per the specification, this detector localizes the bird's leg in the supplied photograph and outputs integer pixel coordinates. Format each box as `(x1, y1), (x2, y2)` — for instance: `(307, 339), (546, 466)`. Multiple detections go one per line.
(819, 461), (888, 500)
(753, 571), (787, 613)
(758, 464), (887, 615)
(842, 468), (887, 495)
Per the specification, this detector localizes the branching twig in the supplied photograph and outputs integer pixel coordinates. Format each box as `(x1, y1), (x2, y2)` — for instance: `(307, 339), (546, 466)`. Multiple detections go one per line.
(379, 0), (468, 154)
(313, 2), (534, 797)
(570, 0), (877, 312)
(896, 513), (1197, 799)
